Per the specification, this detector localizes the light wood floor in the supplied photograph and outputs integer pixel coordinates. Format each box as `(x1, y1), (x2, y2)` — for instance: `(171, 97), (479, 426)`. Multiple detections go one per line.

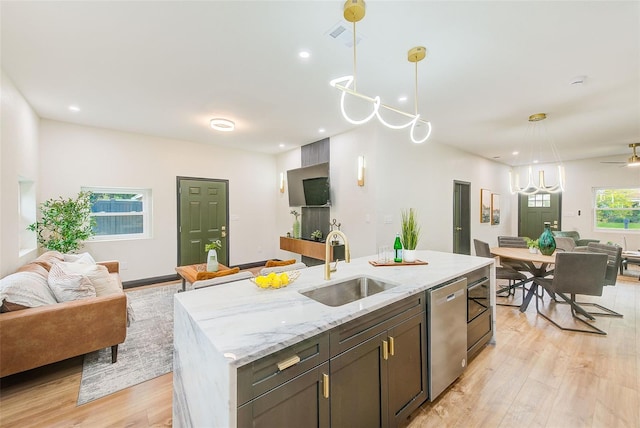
(1, 275), (638, 428)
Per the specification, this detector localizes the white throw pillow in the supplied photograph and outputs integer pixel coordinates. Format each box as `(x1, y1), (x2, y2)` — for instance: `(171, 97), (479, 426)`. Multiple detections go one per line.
(55, 261), (121, 296)
(63, 252), (96, 265)
(0, 271), (57, 308)
(48, 262), (96, 302)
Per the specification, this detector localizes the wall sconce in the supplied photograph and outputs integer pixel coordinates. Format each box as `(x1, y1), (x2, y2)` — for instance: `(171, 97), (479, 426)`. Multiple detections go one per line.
(279, 172), (285, 193)
(357, 156), (365, 186)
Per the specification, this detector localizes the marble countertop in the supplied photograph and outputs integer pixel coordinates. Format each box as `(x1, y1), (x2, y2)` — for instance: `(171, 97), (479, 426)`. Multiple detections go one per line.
(174, 250), (493, 368)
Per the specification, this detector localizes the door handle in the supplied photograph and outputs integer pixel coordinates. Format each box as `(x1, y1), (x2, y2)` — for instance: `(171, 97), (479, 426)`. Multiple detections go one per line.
(221, 231), (227, 237)
(322, 373), (329, 399)
(388, 336), (395, 356)
(382, 340), (389, 360)
(455, 227), (462, 231)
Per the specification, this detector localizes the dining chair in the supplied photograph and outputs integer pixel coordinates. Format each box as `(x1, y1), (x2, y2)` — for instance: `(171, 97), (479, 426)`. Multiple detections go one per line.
(474, 239), (528, 306)
(496, 236), (531, 273)
(573, 243), (623, 317)
(532, 252), (609, 335)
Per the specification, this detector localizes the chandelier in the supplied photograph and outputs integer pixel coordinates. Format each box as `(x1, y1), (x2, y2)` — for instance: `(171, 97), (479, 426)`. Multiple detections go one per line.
(509, 113), (566, 195)
(329, 0), (432, 144)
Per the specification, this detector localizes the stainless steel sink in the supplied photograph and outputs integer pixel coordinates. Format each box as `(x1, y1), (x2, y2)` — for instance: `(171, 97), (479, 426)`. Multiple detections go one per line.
(300, 276), (399, 307)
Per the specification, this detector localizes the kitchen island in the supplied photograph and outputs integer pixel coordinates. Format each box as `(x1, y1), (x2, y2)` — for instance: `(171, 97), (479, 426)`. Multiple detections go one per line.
(173, 250), (495, 427)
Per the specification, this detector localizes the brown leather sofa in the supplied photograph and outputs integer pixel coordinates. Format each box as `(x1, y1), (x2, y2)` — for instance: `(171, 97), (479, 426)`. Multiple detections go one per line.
(0, 257), (127, 378)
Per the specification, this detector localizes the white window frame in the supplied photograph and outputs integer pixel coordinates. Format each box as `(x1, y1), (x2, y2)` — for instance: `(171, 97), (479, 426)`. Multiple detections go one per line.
(82, 187), (152, 241)
(593, 186), (640, 234)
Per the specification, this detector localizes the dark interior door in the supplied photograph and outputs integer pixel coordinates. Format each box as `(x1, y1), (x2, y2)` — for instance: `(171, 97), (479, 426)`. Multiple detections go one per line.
(518, 192), (561, 239)
(177, 177), (229, 266)
(453, 181), (471, 255)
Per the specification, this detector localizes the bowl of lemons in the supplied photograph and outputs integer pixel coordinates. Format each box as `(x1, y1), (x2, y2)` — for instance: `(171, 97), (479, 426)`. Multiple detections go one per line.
(251, 270), (301, 289)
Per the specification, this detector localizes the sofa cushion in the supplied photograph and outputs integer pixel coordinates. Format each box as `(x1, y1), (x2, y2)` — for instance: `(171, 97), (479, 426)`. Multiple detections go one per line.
(16, 263), (49, 280)
(48, 262), (96, 302)
(55, 261), (119, 295)
(63, 252), (96, 265)
(0, 271), (58, 311)
(32, 250), (65, 271)
(265, 259), (296, 268)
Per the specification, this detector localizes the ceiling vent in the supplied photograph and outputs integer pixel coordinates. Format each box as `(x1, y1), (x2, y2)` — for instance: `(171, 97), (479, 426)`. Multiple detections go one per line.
(326, 21), (363, 48)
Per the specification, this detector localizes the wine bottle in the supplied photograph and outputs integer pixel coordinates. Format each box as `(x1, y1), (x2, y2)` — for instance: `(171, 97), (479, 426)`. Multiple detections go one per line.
(393, 233), (403, 263)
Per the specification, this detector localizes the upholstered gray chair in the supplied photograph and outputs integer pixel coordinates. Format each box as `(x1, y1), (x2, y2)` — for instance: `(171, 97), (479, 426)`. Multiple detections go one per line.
(532, 252), (609, 335)
(496, 236), (531, 273)
(573, 243), (623, 317)
(474, 239), (528, 306)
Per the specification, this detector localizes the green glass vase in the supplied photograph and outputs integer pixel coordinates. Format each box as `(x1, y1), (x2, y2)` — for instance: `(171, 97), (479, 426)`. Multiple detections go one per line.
(538, 222), (556, 256)
(293, 219), (301, 239)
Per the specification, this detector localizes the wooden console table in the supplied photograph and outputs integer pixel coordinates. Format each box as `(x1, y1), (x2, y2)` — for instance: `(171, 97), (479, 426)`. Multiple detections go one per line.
(280, 236), (344, 261)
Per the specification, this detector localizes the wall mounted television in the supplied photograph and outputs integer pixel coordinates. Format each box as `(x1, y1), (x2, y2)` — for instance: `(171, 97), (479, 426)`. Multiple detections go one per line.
(287, 162), (331, 207)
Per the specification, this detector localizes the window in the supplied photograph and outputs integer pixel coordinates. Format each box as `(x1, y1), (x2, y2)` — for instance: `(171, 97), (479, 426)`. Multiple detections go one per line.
(527, 194), (550, 208)
(82, 187), (152, 240)
(594, 187), (640, 232)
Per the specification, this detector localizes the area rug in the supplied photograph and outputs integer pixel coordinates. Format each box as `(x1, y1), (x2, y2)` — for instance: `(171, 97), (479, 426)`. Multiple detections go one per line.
(77, 282), (181, 405)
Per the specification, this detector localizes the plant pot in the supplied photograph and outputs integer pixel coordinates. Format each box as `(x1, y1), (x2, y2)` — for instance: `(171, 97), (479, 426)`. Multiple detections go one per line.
(403, 249), (417, 263)
(528, 247), (538, 254)
(207, 249), (219, 272)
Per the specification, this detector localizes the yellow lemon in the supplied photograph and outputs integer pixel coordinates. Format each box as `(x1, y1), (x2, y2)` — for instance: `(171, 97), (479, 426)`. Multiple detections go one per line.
(255, 276), (269, 288)
(271, 276), (282, 289)
(280, 273), (289, 285)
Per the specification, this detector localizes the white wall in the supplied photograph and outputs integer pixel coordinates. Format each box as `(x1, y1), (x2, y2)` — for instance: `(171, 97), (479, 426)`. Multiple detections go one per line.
(38, 120), (278, 281)
(0, 71), (40, 277)
(558, 157), (640, 250)
(277, 122), (515, 260)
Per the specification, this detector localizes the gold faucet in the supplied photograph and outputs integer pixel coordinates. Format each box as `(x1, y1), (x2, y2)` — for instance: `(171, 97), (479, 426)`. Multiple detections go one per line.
(325, 230), (350, 280)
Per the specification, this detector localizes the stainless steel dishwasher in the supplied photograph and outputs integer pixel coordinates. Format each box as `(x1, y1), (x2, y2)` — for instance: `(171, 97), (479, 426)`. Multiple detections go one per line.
(427, 277), (467, 400)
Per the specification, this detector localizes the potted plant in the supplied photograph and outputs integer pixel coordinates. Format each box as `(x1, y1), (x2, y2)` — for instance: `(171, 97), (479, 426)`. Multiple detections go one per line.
(524, 237), (539, 254)
(27, 191), (95, 253)
(311, 230), (323, 241)
(400, 208), (421, 262)
(205, 239), (222, 272)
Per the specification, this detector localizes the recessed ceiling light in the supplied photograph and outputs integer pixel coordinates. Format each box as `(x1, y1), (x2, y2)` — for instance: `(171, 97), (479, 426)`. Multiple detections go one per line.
(398, 96), (408, 103)
(299, 51), (310, 59)
(512, 151), (519, 156)
(279, 143), (285, 148)
(69, 105), (80, 112)
(318, 128), (326, 133)
(210, 118), (235, 132)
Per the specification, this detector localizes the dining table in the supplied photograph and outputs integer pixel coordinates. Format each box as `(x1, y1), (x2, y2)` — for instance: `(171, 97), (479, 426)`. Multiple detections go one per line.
(490, 247), (557, 312)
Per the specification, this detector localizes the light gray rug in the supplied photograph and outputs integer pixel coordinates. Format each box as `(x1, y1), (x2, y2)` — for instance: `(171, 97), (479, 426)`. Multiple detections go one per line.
(77, 282), (181, 405)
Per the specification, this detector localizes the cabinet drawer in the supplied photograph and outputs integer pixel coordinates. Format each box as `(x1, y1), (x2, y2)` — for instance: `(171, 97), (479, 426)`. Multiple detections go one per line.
(238, 332), (329, 405)
(467, 308), (491, 354)
(466, 266), (490, 286)
(330, 294), (425, 357)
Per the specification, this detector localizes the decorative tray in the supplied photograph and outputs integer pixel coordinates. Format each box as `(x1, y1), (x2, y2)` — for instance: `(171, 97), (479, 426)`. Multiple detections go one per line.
(250, 270), (301, 289)
(369, 260), (429, 267)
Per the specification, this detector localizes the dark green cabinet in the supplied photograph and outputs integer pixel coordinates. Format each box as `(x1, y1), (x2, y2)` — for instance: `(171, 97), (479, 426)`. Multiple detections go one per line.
(237, 295), (427, 428)
(330, 331), (389, 428)
(238, 362), (330, 428)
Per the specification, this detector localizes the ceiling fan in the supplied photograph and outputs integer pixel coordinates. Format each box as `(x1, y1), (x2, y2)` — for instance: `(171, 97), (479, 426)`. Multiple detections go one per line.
(601, 143), (640, 167)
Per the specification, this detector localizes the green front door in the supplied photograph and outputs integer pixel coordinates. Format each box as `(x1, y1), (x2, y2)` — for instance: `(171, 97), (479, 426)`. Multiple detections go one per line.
(518, 192), (561, 240)
(177, 177), (229, 266)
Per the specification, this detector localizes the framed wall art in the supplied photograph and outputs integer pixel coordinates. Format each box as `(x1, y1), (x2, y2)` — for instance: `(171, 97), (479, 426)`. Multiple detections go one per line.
(480, 189), (491, 223)
(491, 193), (500, 225)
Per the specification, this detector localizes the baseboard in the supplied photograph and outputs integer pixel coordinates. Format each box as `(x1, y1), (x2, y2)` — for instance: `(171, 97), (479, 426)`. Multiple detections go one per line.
(123, 275), (179, 289)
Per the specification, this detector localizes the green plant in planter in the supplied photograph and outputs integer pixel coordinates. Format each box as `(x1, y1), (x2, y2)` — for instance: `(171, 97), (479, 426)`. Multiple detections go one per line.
(524, 237), (539, 249)
(27, 191), (95, 253)
(205, 240), (222, 252)
(401, 208), (421, 250)
(311, 230), (323, 241)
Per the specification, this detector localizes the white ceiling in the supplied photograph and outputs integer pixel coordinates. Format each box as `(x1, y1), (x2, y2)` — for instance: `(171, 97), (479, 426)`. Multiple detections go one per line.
(2, 1), (639, 166)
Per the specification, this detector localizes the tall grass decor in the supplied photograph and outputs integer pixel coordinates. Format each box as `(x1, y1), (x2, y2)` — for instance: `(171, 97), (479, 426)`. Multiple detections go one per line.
(401, 208), (421, 250)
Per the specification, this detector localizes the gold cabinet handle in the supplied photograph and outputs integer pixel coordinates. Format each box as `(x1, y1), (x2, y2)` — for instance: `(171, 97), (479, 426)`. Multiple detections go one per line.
(389, 336), (395, 356)
(322, 373), (329, 399)
(277, 355), (300, 371)
(382, 340), (389, 360)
